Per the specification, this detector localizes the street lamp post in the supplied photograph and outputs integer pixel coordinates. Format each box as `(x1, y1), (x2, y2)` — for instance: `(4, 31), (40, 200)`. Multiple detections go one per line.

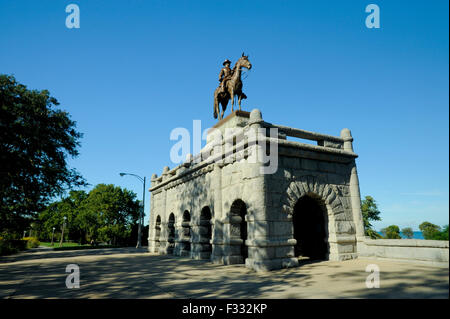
(59, 216), (67, 247)
(51, 227), (56, 246)
(120, 172), (146, 248)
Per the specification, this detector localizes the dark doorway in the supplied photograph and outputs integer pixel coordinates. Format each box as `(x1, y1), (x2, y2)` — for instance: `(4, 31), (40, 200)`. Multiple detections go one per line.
(230, 199), (248, 261)
(200, 207), (212, 254)
(168, 213), (175, 254)
(293, 196), (328, 260)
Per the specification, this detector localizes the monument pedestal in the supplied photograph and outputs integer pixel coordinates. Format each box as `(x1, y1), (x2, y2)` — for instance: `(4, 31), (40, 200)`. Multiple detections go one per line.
(148, 109), (364, 271)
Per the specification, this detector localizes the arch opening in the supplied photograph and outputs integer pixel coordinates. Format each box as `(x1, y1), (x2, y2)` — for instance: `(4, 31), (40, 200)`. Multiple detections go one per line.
(199, 207), (212, 256)
(167, 213), (175, 254)
(293, 195), (329, 260)
(230, 199), (248, 262)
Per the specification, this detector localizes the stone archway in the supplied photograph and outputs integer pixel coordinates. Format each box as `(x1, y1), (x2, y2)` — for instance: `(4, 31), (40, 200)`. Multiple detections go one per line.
(293, 195), (329, 260)
(199, 206), (212, 258)
(230, 199), (248, 262)
(167, 213), (175, 254)
(282, 175), (357, 262)
(154, 215), (161, 253)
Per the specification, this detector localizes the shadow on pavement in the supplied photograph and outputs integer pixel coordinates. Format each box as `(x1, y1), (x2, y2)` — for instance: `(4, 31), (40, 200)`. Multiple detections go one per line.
(0, 248), (448, 299)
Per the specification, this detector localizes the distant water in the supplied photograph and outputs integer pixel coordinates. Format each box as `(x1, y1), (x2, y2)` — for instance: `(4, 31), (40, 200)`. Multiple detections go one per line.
(377, 231), (424, 239)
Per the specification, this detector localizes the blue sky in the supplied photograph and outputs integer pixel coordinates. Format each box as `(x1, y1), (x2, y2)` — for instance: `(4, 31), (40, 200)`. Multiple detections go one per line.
(1, 0), (448, 230)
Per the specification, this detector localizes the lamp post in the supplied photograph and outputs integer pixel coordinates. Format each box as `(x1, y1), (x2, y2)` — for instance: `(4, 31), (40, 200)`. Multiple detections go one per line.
(51, 227), (56, 246)
(120, 172), (146, 248)
(59, 216), (67, 247)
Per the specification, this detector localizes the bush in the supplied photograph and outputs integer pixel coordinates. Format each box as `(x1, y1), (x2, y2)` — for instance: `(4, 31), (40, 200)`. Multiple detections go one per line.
(23, 237), (40, 248)
(0, 238), (27, 256)
(0, 239), (14, 256)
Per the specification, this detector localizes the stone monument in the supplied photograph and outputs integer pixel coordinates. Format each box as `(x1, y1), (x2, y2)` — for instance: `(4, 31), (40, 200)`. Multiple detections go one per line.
(148, 108), (366, 271)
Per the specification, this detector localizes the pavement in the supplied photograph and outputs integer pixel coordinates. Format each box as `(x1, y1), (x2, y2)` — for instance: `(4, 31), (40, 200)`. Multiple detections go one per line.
(0, 247), (448, 299)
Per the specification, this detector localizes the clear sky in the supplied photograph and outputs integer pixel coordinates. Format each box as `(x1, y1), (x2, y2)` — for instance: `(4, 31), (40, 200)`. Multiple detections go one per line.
(1, 0), (448, 230)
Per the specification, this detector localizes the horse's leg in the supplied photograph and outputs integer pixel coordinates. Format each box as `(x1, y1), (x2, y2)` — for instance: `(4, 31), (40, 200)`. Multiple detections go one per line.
(238, 94), (242, 111)
(230, 90), (235, 112)
(213, 91), (219, 119)
(222, 99), (228, 119)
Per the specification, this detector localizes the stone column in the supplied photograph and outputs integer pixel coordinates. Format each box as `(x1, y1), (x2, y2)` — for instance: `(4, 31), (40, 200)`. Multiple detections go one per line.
(158, 166), (170, 255)
(211, 162), (223, 263)
(174, 220), (192, 256)
(341, 129), (366, 244)
(191, 219), (213, 260)
(173, 221), (183, 256)
(147, 174), (155, 252)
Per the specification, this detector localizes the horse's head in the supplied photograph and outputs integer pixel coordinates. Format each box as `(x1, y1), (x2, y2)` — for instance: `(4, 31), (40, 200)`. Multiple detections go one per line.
(236, 52), (252, 70)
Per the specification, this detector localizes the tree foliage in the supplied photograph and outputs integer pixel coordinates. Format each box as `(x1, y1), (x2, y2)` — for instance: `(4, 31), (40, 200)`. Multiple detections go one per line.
(401, 227), (414, 239)
(419, 222), (449, 240)
(437, 225), (449, 240)
(38, 184), (140, 245)
(381, 225), (401, 239)
(0, 74), (85, 235)
(361, 195), (382, 239)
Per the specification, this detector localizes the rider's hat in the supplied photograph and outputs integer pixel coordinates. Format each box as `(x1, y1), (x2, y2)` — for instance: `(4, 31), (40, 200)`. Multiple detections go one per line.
(223, 59), (231, 66)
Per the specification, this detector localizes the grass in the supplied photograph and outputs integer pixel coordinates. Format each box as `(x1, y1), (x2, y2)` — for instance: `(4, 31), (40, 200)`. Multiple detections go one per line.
(39, 242), (89, 248)
(39, 242), (130, 251)
(53, 245), (125, 251)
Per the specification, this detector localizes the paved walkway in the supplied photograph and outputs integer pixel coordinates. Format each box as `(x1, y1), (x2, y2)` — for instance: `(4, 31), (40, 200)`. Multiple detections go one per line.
(0, 248), (448, 298)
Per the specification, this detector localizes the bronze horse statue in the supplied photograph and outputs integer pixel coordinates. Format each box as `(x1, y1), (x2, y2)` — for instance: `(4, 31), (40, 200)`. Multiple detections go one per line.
(213, 53), (252, 120)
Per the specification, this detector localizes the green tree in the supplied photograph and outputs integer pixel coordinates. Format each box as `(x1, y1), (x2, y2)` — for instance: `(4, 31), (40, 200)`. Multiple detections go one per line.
(381, 225), (401, 239)
(419, 222), (441, 240)
(38, 184), (140, 245)
(0, 74), (85, 236)
(419, 222), (448, 240)
(38, 190), (88, 243)
(82, 184), (140, 245)
(361, 196), (382, 239)
(401, 227), (414, 239)
(435, 225), (449, 240)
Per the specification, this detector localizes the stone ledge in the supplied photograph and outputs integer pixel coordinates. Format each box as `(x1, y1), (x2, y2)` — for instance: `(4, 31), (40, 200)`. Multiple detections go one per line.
(245, 238), (296, 247)
(363, 238), (449, 248)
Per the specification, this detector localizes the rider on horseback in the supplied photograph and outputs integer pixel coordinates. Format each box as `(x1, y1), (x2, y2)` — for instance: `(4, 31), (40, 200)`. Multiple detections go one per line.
(218, 59), (233, 94)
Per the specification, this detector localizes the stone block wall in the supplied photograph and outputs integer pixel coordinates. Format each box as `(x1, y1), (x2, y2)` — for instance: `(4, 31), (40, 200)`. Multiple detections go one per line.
(359, 238), (449, 267)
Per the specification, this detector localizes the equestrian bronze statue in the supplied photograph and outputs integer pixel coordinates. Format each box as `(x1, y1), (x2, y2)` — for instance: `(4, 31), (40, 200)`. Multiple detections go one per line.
(213, 53), (252, 120)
